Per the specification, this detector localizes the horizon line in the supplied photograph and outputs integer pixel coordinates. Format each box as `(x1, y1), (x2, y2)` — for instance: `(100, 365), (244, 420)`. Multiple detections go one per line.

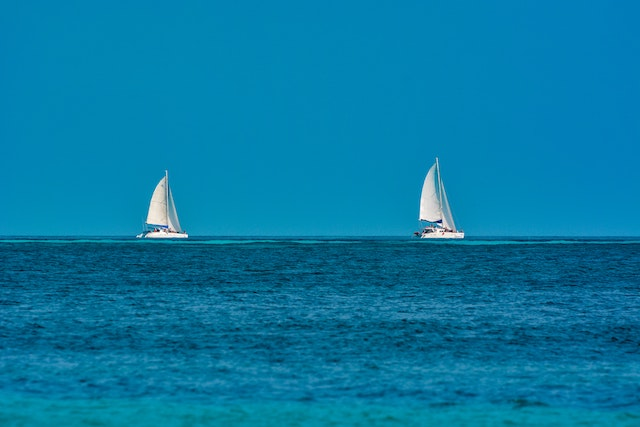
(1, 234), (639, 239)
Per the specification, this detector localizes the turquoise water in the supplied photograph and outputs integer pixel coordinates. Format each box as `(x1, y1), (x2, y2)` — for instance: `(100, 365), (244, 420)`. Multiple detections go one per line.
(1, 397), (638, 426)
(1, 237), (639, 425)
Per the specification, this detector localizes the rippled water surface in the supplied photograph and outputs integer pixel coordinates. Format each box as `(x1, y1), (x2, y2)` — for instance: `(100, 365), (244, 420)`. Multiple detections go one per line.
(1, 237), (639, 425)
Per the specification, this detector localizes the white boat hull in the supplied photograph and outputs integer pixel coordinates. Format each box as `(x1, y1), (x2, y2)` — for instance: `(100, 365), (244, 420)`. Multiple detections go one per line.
(419, 229), (464, 239)
(136, 230), (189, 239)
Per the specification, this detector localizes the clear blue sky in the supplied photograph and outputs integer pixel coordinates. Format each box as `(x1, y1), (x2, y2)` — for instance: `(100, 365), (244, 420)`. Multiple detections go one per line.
(1, 1), (639, 236)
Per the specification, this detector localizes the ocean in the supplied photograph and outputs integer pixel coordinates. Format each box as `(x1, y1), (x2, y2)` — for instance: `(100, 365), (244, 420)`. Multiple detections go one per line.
(1, 237), (639, 426)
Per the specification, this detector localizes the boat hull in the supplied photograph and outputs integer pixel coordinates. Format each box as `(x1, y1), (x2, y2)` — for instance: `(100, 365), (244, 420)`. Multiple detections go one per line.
(419, 230), (464, 239)
(136, 230), (189, 239)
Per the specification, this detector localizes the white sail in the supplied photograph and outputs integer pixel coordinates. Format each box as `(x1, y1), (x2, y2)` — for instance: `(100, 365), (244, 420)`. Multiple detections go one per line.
(419, 163), (441, 222)
(439, 179), (457, 231)
(166, 187), (183, 232)
(146, 176), (169, 227)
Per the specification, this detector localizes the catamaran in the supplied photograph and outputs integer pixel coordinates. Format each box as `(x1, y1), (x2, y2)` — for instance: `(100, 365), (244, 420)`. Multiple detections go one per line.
(416, 158), (464, 239)
(136, 170), (188, 239)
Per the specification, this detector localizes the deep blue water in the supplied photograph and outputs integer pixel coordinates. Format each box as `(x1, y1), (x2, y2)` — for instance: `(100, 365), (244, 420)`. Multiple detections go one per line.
(1, 237), (639, 426)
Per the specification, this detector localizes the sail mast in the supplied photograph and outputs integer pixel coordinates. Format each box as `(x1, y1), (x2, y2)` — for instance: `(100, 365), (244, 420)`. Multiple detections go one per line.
(165, 170), (169, 229)
(435, 157), (443, 224)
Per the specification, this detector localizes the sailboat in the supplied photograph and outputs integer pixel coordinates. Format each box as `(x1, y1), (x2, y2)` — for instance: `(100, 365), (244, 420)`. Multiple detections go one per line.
(136, 170), (188, 239)
(415, 158), (464, 239)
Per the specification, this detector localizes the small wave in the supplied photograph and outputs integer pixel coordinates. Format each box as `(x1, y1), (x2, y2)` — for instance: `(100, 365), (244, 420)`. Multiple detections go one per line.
(0, 238), (132, 244)
(185, 239), (281, 245)
(0, 396), (636, 427)
(456, 239), (640, 246)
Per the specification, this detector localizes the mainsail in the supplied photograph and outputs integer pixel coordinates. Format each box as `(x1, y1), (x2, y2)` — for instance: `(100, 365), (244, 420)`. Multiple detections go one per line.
(419, 163), (441, 223)
(146, 176), (169, 227)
